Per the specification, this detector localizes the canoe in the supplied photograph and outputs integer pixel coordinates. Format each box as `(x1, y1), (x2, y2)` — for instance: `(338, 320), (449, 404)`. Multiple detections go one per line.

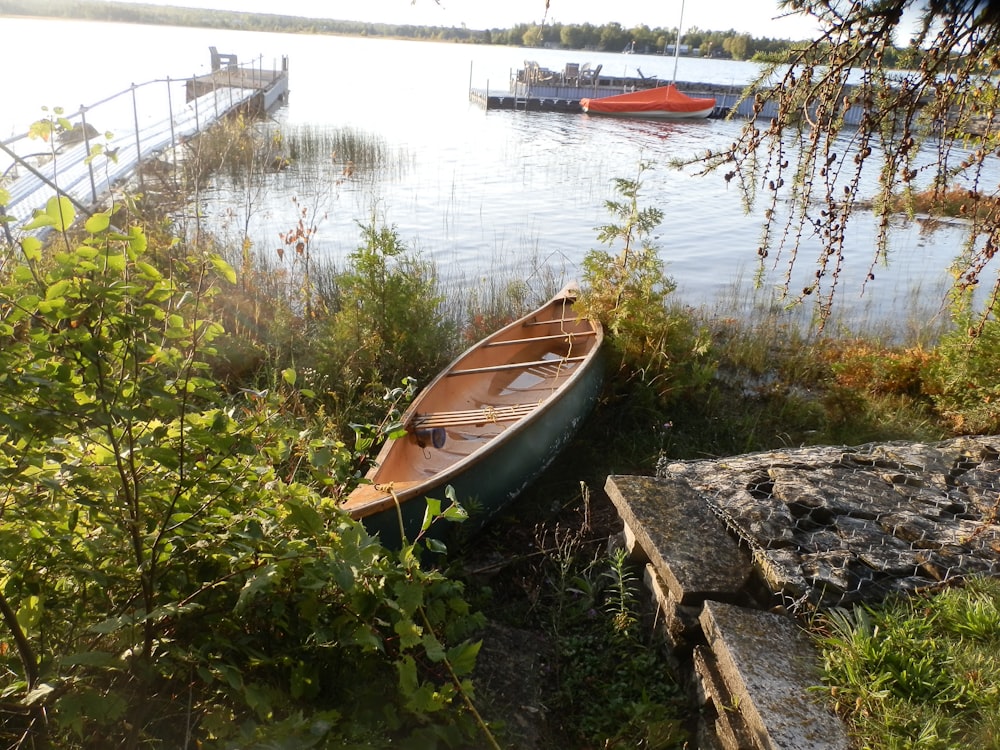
(342, 285), (604, 549)
(581, 84), (716, 119)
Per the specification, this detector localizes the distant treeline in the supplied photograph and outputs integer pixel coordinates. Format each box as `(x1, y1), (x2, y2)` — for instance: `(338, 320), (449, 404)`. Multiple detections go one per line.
(0, 0), (900, 64)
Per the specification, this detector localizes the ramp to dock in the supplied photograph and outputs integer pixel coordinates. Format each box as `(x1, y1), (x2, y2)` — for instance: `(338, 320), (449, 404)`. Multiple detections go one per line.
(1, 50), (288, 233)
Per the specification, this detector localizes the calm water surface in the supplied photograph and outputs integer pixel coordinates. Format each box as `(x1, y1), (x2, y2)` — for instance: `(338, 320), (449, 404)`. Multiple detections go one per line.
(1, 17), (970, 324)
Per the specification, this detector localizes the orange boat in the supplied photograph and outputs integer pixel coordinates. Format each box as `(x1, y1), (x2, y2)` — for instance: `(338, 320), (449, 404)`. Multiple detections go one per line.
(581, 84), (716, 119)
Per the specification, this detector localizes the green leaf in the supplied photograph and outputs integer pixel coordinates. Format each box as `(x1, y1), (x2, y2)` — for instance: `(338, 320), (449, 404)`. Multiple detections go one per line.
(23, 211), (56, 231)
(47, 196), (75, 232)
(442, 504), (468, 523)
(84, 212), (110, 234)
(286, 499), (323, 535)
(20, 236), (42, 261)
(16, 595), (43, 633)
(397, 654), (418, 695)
(88, 614), (134, 634)
(393, 578), (424, 617)
(211, 254), (237, 284)
(135, 261), (162, 280)
(103, 250), (126, 272)
(59, 651), (126, 669)
(127, 226), (147, 255)
(422, 632), (446, 663)
(217, 663), (244, 690)
(243, 682), (274, 719)
(446, 640), (482, 676)
(45, 279), (71, 300)
(282, 368), (297, 386)
(424, 538), (448, 555)
(236, 564), (279, 610)
(395, 618), (422, 650)
(421, 497), (442, 532)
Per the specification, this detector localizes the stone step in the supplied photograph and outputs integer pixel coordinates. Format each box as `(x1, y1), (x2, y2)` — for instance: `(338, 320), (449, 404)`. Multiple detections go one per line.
(643, 562), (702, 653)
(692, 645), (758, 750)
(605, 475), (751, 605)
(699, 601), (850, 750)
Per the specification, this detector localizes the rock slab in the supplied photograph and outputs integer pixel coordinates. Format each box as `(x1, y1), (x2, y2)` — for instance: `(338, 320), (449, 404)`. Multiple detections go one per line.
(658, 436), (1000, 608)
(699, 601), (850, 750)
(605, 474), (751, 604)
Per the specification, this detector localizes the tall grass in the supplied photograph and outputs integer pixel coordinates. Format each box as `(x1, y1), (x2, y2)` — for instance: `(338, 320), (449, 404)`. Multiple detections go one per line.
(816, 578), (1000, 749)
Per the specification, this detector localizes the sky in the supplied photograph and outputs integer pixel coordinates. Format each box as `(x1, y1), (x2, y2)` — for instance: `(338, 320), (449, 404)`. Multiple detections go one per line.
(129, 0), (826, 40)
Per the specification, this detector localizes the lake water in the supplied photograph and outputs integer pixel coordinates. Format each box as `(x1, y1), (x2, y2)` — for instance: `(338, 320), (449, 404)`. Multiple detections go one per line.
(0, 17), (971, 326)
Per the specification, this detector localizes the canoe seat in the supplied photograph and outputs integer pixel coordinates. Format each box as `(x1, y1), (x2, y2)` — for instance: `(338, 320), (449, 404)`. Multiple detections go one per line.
(411, 402), (541, 429)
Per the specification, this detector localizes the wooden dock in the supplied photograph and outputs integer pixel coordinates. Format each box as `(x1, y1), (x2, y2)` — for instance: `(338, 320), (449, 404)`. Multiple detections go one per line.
(187, 55), (289, 113)
(0, 49), (289, 233)
(470, 75), (737, 118)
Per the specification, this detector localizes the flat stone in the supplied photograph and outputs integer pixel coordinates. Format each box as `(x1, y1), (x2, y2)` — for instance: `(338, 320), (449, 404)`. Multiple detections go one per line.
(642, 563), (702, 653)
(693, 645), (758, 750)
(605, 475), (751, 604)
(699, 601), (850, 750)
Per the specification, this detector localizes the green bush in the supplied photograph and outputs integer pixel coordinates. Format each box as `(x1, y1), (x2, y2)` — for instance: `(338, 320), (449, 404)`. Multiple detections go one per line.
(577, 163), (714, 408)
(0, 203), (486, 748)
(315, 217), (457, 427)
(924, 318), (1000, 433)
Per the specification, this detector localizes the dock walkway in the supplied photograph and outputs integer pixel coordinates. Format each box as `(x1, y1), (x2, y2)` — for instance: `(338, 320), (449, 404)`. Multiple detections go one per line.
(1, 50), (288, 234)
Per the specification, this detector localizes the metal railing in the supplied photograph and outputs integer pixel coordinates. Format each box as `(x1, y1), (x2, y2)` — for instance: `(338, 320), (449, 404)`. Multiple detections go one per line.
(0, 54), (276, 232)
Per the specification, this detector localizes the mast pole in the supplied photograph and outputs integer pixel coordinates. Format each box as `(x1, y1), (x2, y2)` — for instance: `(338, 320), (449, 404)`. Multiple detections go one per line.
(672, 0), (685, 84)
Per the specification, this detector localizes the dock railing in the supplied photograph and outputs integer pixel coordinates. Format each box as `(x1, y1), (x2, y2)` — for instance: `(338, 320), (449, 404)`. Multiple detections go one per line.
(0, 53), (283, 236)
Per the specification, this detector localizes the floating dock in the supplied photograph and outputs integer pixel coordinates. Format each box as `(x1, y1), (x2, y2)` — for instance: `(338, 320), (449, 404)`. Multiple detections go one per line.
(470, 62), (866, 124)
(471, 72), (737, 118)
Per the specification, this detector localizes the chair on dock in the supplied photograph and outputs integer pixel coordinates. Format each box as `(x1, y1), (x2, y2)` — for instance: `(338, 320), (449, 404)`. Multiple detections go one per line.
(563, 62), (580, 85)
(209, 46), (238, 71)
(580, 63), (602, 85)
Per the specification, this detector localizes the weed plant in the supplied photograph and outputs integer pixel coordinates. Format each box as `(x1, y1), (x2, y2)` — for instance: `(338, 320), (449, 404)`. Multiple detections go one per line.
(540, 532), (688, 749)
(815, 577), (1000, 749)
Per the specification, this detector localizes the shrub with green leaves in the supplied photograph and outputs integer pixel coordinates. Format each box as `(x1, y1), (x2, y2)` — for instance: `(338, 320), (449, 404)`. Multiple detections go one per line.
(924, 318), (1000, 434)
(0, 201), (486, 748)
(577, 163), (713, 407)
(316, 217), (457, 427)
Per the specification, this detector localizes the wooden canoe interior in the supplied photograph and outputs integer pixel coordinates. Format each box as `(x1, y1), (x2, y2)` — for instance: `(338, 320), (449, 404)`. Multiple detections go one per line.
(342, 292), (600, 515)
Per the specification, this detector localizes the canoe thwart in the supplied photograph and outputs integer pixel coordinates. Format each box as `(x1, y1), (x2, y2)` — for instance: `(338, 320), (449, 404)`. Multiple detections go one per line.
(446, 355), (587, 377)
(484, 329), (598, 348)
(411, 401), (542, 429)
(522, 316), (584, 327)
